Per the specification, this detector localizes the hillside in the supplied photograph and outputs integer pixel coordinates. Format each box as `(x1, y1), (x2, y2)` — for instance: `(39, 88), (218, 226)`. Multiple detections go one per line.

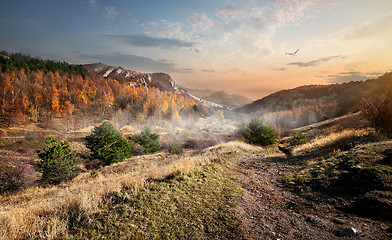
(0, 53), (196, 129)
(185, 88), (252, 109)
(83, 63), (179, 93)
(1, 112), (391, 239)
(237, 72), (392, 128)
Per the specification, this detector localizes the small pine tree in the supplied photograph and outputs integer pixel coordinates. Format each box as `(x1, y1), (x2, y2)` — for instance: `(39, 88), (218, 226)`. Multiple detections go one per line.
(237, 118), (276, 146)
(289, 131), (309, 146)
(193, 104), (200, 113)
(168, 144), (183, 155)
(86, 121), (134, 165)
(137, 128), (160, 154)
(37, 136), (80, 184)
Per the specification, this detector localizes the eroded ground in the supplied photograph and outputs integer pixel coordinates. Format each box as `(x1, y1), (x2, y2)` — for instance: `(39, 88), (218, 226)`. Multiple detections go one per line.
(234, 149), (392, 239)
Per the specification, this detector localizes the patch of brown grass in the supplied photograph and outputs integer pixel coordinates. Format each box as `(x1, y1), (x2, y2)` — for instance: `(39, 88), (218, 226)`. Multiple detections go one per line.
(293, 128), (374, 154)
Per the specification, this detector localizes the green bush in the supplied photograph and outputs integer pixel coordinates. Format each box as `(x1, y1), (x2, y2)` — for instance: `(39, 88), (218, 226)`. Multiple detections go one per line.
(86, 121), (134, 165)
(289, 131), (309, 146)
(37, 137), (80, 184)
(168, 144), (183, 155)
(137, 128), (160, 154)
(237, 118), (276, 146)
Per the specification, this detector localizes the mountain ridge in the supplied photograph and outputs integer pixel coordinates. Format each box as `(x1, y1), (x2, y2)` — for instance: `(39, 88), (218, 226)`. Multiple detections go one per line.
(236, 72), (392, 128)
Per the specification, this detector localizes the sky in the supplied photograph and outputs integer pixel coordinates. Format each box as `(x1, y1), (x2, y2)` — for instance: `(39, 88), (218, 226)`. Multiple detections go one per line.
(1, 0), (391, 100)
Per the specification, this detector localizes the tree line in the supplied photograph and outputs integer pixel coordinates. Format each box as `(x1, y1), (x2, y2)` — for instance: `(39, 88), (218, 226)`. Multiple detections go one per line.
(0, 52), (88, 78)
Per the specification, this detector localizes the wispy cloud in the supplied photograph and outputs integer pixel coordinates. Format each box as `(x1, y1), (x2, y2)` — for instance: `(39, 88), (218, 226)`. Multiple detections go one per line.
(326, 71), (383, 83)
(217, 6), (241, 15)
(104, 6), (118, 19)
(87, 0), (97, 12)
(316, 1), (342, 8)
(272, 67), (287, 71)
(272, 0), (318, 24)
(201, 69), (215, 73)
(105, 34), (194, 50)
(81, 53), (175, 72)
(345, 13), (392, 40)
(176, 68), (195, 74)
(187, 13), (213, 30)
(81, 53), (196, 74)
(209, 0), (320, 60)
(288, 55), (341, 67)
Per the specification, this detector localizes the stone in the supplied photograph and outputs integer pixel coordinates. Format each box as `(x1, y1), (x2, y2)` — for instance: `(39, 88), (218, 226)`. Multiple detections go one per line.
(382, 148), (392, 157)
(338, 227), (357, 237)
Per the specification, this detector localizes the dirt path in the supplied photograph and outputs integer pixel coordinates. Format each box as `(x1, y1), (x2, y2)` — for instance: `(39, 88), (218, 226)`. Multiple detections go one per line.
(233, 153), (392, 239)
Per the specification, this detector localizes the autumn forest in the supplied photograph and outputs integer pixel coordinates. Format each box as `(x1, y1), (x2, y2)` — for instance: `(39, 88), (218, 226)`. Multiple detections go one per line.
(0, 53), (196, 129)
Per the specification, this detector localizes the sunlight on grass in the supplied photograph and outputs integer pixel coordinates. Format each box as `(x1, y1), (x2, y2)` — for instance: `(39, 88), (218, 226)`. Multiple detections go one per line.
(71, 163), (244, 239)
(293, 128), (374, 153)
(0, 141), (258, 239)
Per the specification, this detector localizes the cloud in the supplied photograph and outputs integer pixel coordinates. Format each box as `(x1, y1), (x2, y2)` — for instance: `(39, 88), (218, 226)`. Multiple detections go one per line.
(87, 0), (97, 12)
(187, 13), (213, 30)
(81, 53), (197, 74)
(201, 69), (215, 73)
(346, 13), (392, 40)
(288, 55), (341, 67)
(81, 53), (176, 72)
(209, 0), (320, 60)
(316, 1), (342, 8)
(104, 6), (118, 19)
(105, 34), (194, 50)
(272, 67), (287, 71)
(218, 6), (241, 15)
(176, 68), (195, 74)
(272, 0), (318, 24)
(326, 71), (383, 83)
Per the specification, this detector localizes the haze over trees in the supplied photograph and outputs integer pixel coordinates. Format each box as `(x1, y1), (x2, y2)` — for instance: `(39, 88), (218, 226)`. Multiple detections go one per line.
(237, 72), (392, 129)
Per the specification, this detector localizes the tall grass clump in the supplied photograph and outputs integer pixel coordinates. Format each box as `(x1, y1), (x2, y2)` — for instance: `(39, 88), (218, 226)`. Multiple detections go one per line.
(237, 118), (277, 146)
(86, 121), (134, 165)
(37, 136), (80, 184)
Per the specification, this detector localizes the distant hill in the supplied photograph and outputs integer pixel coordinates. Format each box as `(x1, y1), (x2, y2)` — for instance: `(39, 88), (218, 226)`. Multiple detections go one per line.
(185, 88), (252, 109)
(237, 72), (392, 128)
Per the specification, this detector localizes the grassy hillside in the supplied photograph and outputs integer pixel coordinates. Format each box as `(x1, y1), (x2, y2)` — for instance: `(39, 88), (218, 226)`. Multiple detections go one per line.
(0, 108), (391, 239)
(0, 141), (261, 239)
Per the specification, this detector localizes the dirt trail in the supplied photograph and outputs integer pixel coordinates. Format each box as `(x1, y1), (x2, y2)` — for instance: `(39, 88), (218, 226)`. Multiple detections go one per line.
(233, 153), (391, 240)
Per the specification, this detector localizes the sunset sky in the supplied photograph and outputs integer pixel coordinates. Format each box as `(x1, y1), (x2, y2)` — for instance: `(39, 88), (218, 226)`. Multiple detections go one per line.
(1, 0), (391, 99)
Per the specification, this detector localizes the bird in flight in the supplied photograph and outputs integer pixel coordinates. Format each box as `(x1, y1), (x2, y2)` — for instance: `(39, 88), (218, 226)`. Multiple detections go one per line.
(285, 49), (299, 56)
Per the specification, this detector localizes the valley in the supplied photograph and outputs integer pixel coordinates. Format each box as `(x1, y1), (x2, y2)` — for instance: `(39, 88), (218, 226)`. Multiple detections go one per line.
(0, 53), (391, 239)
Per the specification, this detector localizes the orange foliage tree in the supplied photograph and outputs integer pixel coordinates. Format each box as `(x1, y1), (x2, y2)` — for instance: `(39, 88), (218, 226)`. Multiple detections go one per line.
(0, 67), (195, 128)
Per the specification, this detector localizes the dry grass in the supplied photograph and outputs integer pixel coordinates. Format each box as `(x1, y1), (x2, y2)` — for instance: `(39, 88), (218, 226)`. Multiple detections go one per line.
(0, 141), (261, 240)
(293, 128), (374, 154)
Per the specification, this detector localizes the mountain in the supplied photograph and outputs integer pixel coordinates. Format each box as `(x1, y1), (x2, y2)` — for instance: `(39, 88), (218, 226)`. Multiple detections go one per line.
(185, 88), (252, 109)
(83, 63), (236, 110)
(237, 72), (392, 128)
(83, 63), (178, 93)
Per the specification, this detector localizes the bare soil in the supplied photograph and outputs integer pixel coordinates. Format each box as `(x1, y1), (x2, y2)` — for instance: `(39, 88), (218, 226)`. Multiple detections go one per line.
(233, 152), (392, 239)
